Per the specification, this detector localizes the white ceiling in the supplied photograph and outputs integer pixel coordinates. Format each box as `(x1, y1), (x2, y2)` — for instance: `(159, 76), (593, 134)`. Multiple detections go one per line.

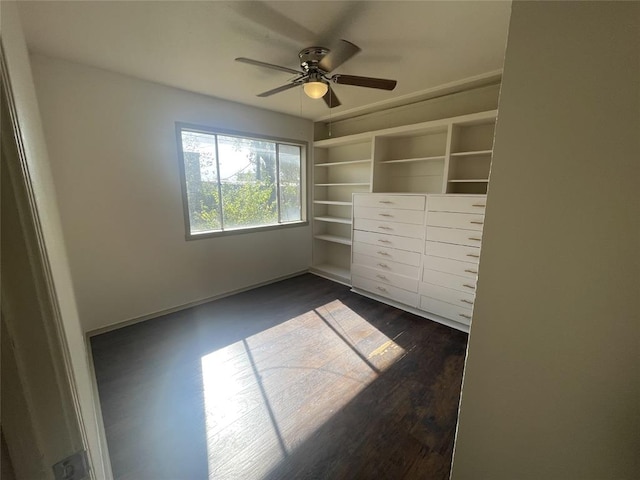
(17, 1), (512, 121)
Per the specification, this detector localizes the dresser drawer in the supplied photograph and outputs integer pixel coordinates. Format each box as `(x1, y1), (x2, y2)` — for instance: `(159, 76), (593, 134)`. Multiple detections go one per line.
(425, 241), (481, 264)
(354, 194), (425, 211)
(426, 211), (485, 231)
(422, 268), (477, 293)
(352, 241), (421, 267)
(352, 253), (420, 279)
(419, 296), (473, 326)
(354, 218), (424, 238)
(353, 275), (419, 307)
(419, 282), (475, 310)
(423, 255), (478, 279)
(354, 206), (425, 225)
(427, 195), (487, 214)
(353, 230), (423, 253)
(426, 226), (483, 247)
(352, 264), (419, 292)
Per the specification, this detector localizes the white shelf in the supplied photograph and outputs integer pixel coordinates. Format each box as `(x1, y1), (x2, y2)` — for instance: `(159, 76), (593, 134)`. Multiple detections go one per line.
(313, 200), (353, 206)
(314, 182), (370, 187)
(315, 159), (371, 167)
(314, 216), (352, 225)
(314, 234), (352, 246)
(448, 179), (490, 183)
(450, 149), (493, 157)
(381, 155), (446, 164)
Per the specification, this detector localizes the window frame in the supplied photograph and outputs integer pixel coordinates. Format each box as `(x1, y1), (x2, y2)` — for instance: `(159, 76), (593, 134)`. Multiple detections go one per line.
(176, 122), (308, 240)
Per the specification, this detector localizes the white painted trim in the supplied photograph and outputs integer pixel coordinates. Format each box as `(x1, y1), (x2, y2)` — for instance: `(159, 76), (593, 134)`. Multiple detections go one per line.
(316, 69), (502, 123)
(350, 287), (470, 334)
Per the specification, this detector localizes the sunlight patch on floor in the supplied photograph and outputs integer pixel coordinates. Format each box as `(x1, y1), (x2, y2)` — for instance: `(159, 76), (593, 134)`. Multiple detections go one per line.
(200, 300), (405, 479)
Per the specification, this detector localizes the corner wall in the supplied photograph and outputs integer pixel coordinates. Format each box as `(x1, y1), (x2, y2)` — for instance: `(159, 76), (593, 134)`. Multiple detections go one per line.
(451, 2), (640, 478)
(30, 55), (313, 332)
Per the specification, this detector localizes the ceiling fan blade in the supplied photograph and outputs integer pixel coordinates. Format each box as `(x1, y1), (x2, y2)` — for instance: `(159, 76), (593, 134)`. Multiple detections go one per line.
(333, 74), (397, 90)
(322, 85), (341, 108)
(318, 39), (361, 73)
(257, 83), (299, 97)
(235, 57), (301, 75)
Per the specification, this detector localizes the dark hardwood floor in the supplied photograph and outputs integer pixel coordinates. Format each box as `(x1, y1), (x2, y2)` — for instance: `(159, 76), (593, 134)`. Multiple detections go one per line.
(91, 274), (468, 480)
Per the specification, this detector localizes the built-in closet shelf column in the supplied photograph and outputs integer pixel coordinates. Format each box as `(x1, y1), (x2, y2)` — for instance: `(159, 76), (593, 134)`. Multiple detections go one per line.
(311, 134), (374, 285)
(445, 116), (496, 194)
(372, 126), (449, 194)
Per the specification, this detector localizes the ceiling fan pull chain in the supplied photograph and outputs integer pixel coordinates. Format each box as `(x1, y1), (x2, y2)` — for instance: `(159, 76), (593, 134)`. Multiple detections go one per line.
(328, 89), (332, 137)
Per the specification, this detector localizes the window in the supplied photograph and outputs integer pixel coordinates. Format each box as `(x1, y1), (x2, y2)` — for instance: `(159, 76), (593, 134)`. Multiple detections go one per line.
(177, 124), (306, 238)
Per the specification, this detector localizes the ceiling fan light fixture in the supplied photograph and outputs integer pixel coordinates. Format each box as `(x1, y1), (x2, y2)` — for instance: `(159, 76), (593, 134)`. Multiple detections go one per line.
(303, 81), (328, 99)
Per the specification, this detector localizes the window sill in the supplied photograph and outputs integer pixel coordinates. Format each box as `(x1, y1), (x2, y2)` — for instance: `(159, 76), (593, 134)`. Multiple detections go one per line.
(185, 220), (309, 241)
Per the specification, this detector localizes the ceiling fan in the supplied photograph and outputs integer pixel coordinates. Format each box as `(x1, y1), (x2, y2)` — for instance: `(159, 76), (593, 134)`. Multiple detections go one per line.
(235, 40), (397, 108)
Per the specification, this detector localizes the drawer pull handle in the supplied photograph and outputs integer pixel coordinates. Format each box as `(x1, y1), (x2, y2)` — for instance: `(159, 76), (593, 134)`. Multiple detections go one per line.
(468, 237), (482, 241)
(379, 200), (392, 204)
(376, 274), (388, 280)
(472, 204), (486, 208)
(461, 299), (474, 305)
(377, 251), (390, 256)
(470, 221), (484, 225)
(378, 226), (392, 230)
(378, 213), (393, 217)
(377, 263), (389, 268)
(377, 286), (388, 292)
(463, 284), (476, 290)
(464, 269), (478, 274)
(466, 253), (480, 258)
(459, 313), (472, 319)
(378, 239), (391, 243)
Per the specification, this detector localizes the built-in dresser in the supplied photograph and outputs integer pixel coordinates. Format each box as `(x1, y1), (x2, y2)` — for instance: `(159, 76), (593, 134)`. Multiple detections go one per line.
(312, 109), (495, 331)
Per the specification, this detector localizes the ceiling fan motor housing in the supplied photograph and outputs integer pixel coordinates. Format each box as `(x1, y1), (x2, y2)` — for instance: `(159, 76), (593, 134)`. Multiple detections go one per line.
(299, 47), (329, 73)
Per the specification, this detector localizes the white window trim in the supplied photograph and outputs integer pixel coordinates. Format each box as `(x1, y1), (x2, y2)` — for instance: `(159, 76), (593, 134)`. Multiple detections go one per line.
(176, 122), (308, 240)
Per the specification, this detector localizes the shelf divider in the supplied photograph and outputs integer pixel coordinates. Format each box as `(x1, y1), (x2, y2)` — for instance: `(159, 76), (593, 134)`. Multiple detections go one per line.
(314, 234), (352, 246)
(315, 159), (371, 167)
(450, 149), (493, 157)
(313, 216), (352, 225)
(381, 155), (446, 164)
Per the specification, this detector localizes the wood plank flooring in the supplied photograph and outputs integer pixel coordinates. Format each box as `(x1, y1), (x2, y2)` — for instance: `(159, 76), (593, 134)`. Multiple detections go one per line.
(91, 274), (468, 479)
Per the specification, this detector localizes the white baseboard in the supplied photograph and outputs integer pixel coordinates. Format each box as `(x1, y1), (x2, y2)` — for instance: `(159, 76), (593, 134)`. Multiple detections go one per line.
(86, 270), (310, 337)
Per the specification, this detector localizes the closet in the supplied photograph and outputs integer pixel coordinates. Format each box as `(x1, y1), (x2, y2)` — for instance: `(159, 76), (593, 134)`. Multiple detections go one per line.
(311, 110), (495, 331)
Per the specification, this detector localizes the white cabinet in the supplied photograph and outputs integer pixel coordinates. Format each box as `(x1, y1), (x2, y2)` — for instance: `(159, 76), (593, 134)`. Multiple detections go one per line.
(311, 110), (495, 290)
(419, 194), (486, 328)
(351, 194), (424, 309)
(350, 193), (487, 332)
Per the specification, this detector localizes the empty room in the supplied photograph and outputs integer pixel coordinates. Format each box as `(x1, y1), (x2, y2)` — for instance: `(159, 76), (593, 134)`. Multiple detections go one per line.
(1, 1), (638, 480)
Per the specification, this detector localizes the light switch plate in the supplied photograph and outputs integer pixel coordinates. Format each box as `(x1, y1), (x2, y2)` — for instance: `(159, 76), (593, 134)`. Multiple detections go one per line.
(52, 450), (89, 480)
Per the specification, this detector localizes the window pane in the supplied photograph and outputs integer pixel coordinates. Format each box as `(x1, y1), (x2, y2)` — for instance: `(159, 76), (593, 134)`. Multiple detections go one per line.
(217, 135), (278, 229)
(278, 144), (302, 222)
(181, 131), (222, 233)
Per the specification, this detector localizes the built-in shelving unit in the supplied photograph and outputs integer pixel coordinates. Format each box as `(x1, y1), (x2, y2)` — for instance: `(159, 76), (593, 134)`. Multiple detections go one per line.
(310, 110), (496, 286)
(445, 118), (495, 194)
(310, 135), (373, 284)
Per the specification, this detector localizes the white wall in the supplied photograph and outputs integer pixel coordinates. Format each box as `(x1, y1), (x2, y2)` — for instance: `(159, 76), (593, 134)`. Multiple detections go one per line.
(1, 2), (109, 477)
(452, 2), (639, 478)
(30, 55), (313, 332)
